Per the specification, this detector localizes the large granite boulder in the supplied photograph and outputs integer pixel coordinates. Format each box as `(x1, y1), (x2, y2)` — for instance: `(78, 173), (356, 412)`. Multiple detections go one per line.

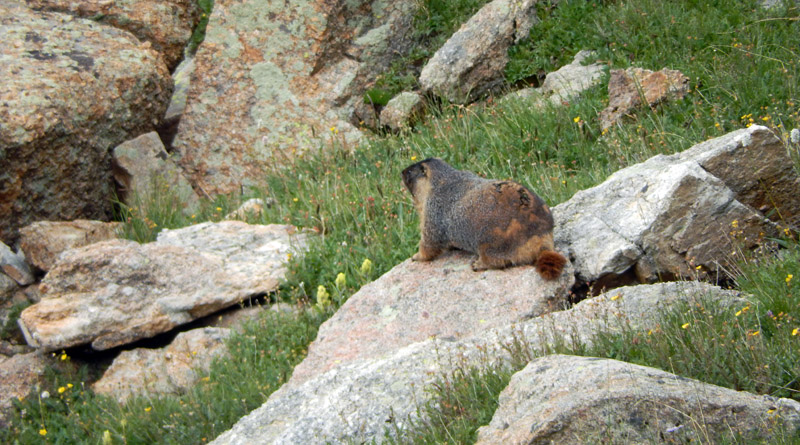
(554, 125), (796, 289)
(18, 221), (307, 352)
(210, 282), (745, 444)
(26, 0), (201, 70)
(172, 0), (419, 196)
(18, 220), (121, 272)
(93, 327), (232, 403)
(419, 0), (541, 103)
(289, 250), (574, 385)
(476, 355), (800, 443)
(0, 1), (172, 246)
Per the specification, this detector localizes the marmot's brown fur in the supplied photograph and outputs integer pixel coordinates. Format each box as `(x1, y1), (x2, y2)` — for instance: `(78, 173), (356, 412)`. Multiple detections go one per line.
(402, 158), (567, 280)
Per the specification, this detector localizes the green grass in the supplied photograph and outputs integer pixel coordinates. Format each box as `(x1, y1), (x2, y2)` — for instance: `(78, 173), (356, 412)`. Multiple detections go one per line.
(186, 0), (214, 56)
(4, 0), (800, 443)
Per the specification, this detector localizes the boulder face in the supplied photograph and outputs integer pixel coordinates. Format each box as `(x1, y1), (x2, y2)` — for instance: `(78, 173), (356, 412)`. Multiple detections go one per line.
(18, 221), (307, 352)
(0, 1), (172, 246)
(210, 282), (745, 444)
(554, 125), (793, 288)
(419, 0), (540, 103)
(25, 0), (201, 71)
(172, 0), (418, 196)
(289, 250), (574, 385)
(476, 355), (800, 444)
(18, 220), (121, 272)
(93, 327), (232, 403)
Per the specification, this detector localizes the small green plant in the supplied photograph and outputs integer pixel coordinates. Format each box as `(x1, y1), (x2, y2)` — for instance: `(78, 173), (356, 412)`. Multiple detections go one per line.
(187, 0), (215, 55)
(1, 301), (31, 341)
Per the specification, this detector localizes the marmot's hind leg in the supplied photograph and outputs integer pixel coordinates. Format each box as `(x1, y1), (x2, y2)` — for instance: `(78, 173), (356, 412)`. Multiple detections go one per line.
(472, 244), (512, 271)
(412, 242), (444, 262)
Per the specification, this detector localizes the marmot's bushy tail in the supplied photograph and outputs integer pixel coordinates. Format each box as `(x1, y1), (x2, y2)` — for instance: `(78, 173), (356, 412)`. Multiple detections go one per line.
(536, 250), (567, 280)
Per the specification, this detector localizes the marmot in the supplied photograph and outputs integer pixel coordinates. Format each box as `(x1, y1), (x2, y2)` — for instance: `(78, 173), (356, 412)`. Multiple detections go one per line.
(402, 158), (567, 280)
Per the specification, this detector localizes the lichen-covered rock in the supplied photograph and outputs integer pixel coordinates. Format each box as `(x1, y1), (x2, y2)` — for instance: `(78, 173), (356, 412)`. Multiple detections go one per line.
(0, 1), (172, 246)
(289, 250), (574, 385)
(0, 352), (48, 428)
(93, 327), (231, 403)
(554, 126), (787, 288)
(476, 355), (800, 444)
(112, 131), (199, 210)
(599, 67), (690, 129)
(379, 91), (425, 131)
(419, 0), (540, 103)
(210, 282), (744, 444)
(26, 0), (201, 70)
(18, 221), (307, 351)
(18, 220), (121, 272)
(172, 0), (419, 196)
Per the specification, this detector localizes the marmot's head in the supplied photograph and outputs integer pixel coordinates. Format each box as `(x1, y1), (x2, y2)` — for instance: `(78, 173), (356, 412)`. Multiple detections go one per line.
(402, 158), (442, 208)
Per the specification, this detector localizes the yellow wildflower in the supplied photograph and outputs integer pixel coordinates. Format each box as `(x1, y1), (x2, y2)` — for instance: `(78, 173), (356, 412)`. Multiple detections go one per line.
(787, 274), (793, 285)
(58, 386), (66, 394)
(411, 156), (417, 161)
(60, 352), (68, 361)
(102, 430), (113, 445)
(681, 323), (690, 329)
(792, 327), (799, 336)
(573, 116), (581, 123)
(145, 407), (152, 412)
(39, 429), (47, 436)
(610, 294), (620, 301)
(335, 272), (346, 288)
(316, 285), (330, 309)
(361, 258), (373, 275)
(731, 219), (738, 228)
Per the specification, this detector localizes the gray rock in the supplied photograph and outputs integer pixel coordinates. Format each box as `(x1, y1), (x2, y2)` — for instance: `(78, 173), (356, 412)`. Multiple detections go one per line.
(0, 242), (34, 286)
(0, 352), (48, 428)
(224, 198), (273, 221)
(18, 220), (121, 272)
(164, 57), (195, 124)
(476, 355), (800, 443)
(0, 273), (17, 303)
(0, 1), (172, 246)
(26, 0), (201, 70)
(290, 250), (574, 386)
(93, 327), (232, 403)
(599, 67), (690, 129)
(112, 131), (199, 209)
(379, 91), (425, 131)
(419, 0), (540, 103)
(553, 126), (785, 288)
(172, 0), (419, 196)
(211, 281), (742, 444)
(676, 126), (800, 228)
(501, 50), (605, 107)
(18, 221), (307, 351)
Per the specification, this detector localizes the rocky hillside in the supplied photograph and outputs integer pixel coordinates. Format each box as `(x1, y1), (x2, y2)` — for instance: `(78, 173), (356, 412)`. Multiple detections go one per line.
(2, 0), (800, 443)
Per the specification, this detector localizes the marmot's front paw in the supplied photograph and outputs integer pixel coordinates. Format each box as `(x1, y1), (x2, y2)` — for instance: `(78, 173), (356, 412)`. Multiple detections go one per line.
(471, 258), (488, 271)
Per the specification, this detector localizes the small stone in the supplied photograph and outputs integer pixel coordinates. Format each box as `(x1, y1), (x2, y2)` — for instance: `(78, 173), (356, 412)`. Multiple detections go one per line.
(0, 242), (34, 286)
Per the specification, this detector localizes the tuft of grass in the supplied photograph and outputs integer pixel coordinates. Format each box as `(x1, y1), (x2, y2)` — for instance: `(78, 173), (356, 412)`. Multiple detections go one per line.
(1, 301), (31, 342)
(187, 0), (214, 56)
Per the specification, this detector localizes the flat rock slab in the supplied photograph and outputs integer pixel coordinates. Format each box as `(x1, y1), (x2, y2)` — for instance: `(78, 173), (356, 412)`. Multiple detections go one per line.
(554, 125), (790, 287)
(476, 355), (800, 443)
(18, 220), (121, 272)
(211, 282), (742, 444)
(18, 221), (307, 352)
(93, 327), (232, 403)
(289, 250), (574, 385)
